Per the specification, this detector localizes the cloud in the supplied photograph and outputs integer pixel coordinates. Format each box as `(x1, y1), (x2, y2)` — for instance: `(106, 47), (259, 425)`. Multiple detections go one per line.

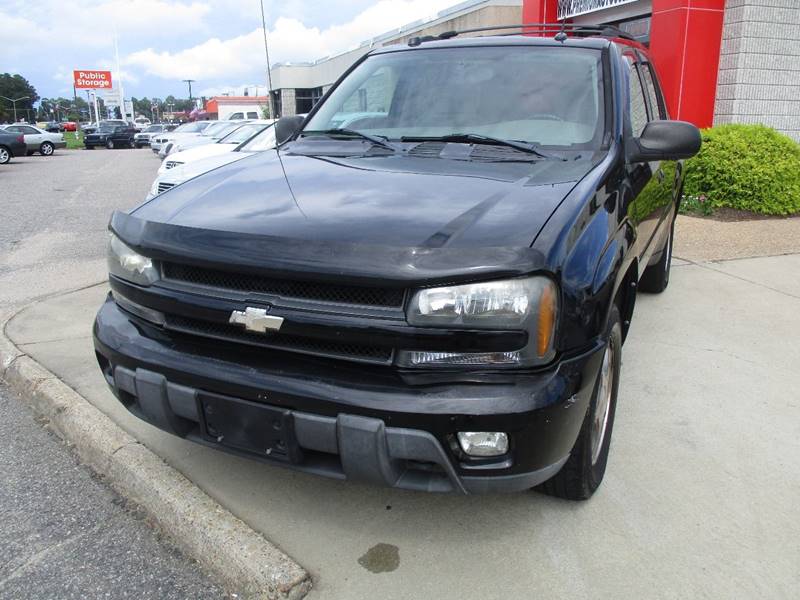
(124, 0), (456, 81)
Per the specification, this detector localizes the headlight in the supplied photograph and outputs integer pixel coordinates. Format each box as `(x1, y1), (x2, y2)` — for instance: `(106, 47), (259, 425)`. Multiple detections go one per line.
(399, 276), (557, 368)
(107, 233), (158, 286)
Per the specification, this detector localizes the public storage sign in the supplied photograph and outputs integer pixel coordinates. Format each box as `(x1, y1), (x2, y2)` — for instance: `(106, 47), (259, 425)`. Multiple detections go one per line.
(73, 70), (112, 89)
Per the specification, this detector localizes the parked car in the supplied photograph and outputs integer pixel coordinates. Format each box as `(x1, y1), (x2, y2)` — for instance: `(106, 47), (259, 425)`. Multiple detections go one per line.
(0, 130), (27, 164)
(225, 111), (261, 120)
(133, 116), (152, 131)
(83, 119), (127, 135)
(158, 121), (273, 172)
(150, 121), (212, 155)
(94, 26), (700, 498)
(61, 121), (78, 132)
(150, 123), (277, 191)
(84, 121), (137, 149)
(134, 124), (175, 148)
(165, 120), (250, 156)
(43, 121), (63, 133)
(0, 124), (66, 156)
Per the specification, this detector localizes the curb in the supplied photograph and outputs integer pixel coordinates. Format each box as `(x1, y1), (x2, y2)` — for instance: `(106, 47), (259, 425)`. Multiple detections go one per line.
(0, 315), (312, 600)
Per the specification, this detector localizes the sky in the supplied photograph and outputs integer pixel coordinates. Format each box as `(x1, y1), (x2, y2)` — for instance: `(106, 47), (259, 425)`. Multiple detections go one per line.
(2, 0), (459, 102)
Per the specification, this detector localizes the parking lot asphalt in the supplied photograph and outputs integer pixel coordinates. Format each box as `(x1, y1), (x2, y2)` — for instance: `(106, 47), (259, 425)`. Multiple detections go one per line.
(2, 149), (799, 598)
(0, 379), (227, 599)
(0, 149), (153, 312)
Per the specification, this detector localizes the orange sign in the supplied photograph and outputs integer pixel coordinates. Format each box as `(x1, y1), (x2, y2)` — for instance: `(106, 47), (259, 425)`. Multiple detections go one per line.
(73, 70), (113, 89)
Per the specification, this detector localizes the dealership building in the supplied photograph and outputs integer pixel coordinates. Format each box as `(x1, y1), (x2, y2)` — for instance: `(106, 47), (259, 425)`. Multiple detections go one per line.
(269, 0), (800, 141)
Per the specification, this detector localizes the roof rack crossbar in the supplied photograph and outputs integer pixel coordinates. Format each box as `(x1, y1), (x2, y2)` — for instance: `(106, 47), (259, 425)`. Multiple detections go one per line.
(407, 22), (637, 47)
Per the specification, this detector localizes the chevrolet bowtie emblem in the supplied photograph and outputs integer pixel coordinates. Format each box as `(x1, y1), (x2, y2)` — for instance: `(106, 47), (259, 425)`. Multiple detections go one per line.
(229, 307), (284, 333)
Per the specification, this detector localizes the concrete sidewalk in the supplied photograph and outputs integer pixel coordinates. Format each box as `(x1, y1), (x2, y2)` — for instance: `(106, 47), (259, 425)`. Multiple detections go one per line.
(6, 254), (800, 599)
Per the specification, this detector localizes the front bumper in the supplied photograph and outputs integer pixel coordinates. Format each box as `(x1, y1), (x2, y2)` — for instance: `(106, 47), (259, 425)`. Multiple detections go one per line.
(94, 296), (604, 494)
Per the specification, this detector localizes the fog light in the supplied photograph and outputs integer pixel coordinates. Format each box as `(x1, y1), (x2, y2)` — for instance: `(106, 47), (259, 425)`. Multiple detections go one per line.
(457, 432), (508, 457)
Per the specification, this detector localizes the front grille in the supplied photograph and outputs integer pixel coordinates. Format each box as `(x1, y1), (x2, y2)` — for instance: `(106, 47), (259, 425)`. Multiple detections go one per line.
(162, 262), (406, 308)
(165, 161), (182, 169)
(157, 182), (176, 193)
(165, 315), (393, 364)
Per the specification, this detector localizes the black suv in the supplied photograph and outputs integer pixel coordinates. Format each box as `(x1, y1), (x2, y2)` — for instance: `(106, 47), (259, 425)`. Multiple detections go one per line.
(94, 25), (700, 498)
(84, 121), (136, 149)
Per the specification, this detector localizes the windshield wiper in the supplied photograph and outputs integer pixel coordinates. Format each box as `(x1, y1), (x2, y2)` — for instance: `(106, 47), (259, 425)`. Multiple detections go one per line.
(302, 128), (399, 152)
(401, 133), (565, 161)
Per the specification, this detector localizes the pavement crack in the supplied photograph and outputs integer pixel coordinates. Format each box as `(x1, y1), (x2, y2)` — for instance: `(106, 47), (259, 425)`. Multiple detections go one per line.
(0, 522), (104, 587)
(111, 440), (141, 457)
(19, 335), (93, 347)
(646, 340), (761, 366)
(678, 257), (800, 301)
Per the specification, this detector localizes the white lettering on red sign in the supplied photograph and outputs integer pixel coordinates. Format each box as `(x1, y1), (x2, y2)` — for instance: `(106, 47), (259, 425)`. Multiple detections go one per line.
(73, 70), (113, 89)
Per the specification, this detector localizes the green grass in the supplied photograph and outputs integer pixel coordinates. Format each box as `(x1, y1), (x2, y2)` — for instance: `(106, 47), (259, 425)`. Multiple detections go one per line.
(64, 131), (84, 149)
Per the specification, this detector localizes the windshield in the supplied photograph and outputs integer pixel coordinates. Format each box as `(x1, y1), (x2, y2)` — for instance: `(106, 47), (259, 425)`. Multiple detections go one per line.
(97, 121), (117, 132)
(202, 121), (239, 138)
(238, 125), (276, 152)
(174, 121), (210, 133)
(221, 123), (270, 145)
(304, 46), (605, 148)
(143, 125), (161, 132)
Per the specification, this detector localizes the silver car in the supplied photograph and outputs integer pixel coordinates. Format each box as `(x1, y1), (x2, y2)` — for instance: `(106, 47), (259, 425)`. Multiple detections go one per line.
(134, 124), (173, 148)
(0, 124), (66, 156)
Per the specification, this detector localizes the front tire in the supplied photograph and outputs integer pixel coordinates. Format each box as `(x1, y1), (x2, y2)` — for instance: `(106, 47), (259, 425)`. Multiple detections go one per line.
(537, 305), (622, 500)
(40, 141), (54, 156)
(0, 146), (10, 164)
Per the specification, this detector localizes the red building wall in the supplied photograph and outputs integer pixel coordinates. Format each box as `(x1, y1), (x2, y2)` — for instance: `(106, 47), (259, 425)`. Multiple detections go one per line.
(521, 0), (726, 128)
(649, 0), (725, 127)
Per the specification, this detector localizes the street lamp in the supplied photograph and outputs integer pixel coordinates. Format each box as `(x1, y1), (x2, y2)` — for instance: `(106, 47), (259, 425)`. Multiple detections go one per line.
(0, 96), (30, 122)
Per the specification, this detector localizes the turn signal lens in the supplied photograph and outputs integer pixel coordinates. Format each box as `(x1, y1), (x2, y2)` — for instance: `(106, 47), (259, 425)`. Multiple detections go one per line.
(537, 282), (556, 358)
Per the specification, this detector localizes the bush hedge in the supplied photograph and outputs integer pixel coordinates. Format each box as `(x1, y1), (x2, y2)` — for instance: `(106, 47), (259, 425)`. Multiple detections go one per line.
(683, 124), (800, 216)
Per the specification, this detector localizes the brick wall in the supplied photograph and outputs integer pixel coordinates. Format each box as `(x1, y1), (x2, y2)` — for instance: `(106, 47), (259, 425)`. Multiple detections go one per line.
(714, 0), (800, 141)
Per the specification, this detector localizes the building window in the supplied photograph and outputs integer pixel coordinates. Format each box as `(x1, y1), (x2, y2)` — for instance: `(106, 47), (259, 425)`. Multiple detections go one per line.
(295, 87), (323, 114)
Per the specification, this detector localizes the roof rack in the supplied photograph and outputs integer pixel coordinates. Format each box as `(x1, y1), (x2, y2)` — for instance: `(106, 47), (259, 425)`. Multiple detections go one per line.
(407, 22), (637, 47)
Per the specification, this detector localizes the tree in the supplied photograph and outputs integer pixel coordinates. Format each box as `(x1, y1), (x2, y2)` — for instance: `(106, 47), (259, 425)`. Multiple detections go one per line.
(38, 96), (89, 122)
(0, 73), (39, 123)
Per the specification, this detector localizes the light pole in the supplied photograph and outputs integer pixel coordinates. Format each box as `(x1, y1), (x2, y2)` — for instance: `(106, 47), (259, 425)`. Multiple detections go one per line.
(183, 79), (196, 103)
(0, 96), (30, 122)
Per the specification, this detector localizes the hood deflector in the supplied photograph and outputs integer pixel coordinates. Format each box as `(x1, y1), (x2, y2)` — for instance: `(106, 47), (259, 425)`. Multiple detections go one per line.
(110, 211), (547, 288)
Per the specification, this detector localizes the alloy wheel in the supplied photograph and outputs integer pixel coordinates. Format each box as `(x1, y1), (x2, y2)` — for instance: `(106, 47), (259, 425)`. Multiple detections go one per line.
(590, 340), (615, 465)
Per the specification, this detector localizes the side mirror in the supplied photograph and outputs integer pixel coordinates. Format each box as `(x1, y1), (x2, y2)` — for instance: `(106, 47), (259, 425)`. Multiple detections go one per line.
(275, 115), (305, 145)
(628, 120), (701, 162)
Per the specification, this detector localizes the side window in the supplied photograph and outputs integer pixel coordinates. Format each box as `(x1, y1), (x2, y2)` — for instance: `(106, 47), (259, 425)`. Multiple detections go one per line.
(246, 112), (259, 119)
(228, 112), (243, 120)
(23, 126), (39, 134)
(640, 63), (666, 120)
(627, 62), (648, 137)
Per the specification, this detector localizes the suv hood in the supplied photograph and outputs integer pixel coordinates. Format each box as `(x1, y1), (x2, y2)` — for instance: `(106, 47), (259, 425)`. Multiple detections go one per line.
(133, 147), (598, 249)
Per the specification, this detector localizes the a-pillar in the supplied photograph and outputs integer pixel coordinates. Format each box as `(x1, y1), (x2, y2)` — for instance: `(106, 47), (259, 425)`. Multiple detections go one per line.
(649, 0), (726, 127)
